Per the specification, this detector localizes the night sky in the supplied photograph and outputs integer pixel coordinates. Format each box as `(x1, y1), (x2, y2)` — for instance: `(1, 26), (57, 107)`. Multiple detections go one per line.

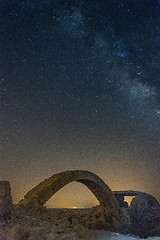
(1, 0), (160, 208)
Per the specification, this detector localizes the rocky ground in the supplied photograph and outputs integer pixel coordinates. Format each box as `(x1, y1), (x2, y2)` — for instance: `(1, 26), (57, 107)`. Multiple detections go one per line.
(0, 182), (160, 240)
(0, 204), (160, 240)
(0, 205), (117, 240)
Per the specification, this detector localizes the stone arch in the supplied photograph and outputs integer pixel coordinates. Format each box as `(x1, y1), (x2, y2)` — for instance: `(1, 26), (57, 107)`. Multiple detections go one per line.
(113, 190), (160, 208)
(19, 170), (119, 216)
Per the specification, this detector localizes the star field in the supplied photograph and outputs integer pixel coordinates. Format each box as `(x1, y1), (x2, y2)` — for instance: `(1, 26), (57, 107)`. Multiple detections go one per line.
(1, 0), (160, 207)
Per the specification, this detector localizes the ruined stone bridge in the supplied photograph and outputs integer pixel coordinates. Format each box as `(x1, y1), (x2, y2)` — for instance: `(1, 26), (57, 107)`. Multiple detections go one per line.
(19, 170), (158, 215)
(0, 170), (160, 238)
(19, 170), (119, 216)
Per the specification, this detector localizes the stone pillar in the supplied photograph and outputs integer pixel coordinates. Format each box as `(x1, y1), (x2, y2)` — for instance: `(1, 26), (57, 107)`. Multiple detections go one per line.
(0, 181), (13, 217)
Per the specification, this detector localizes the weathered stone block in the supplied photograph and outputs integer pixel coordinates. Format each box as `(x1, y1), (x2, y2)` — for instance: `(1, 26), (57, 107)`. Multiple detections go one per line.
(129, 194), (160, 238)
(0, 181), (13, 217)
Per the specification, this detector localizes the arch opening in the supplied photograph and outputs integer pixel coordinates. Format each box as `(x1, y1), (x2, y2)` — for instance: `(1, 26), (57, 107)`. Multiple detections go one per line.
(124, 196), (135, 206)
(44, 181), (99, 209)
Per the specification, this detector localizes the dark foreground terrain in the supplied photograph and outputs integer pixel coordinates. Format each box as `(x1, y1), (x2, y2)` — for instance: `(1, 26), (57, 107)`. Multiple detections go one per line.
(0, 180), (160, 240)
(0, 203), (160, 240)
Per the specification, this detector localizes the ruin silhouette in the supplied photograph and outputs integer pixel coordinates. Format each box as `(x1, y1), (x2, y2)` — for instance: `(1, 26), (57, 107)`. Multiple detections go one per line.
(19, 170), (119, 215)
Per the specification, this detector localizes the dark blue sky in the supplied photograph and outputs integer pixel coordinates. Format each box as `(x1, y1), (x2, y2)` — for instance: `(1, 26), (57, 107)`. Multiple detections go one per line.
(1, 0), (160, 207)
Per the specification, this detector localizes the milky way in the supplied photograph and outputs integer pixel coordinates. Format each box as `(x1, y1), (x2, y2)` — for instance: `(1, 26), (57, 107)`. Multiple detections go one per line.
(1, 0), (160, 207)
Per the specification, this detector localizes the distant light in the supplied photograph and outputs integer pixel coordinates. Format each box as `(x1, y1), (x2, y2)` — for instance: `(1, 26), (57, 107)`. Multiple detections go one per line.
(117, 52), (125, 58)
(137, 72), (141, 75)
(72, 206), (86, 209)
(156, 110), (160, 115)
